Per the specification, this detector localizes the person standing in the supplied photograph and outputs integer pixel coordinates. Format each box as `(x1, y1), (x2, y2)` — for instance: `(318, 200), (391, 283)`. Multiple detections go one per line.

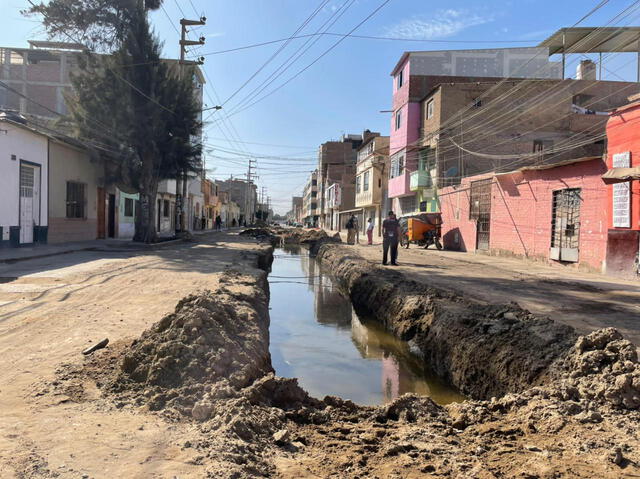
(215, 215), (222, 231)
(382, 211), (401, 266)
(346, 214), (356, 245)
(366, 217), (374, 245)
(353, 215), (360, 244)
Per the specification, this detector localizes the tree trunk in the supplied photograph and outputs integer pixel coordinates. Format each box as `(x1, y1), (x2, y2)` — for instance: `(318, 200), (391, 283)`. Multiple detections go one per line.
(134, 154), (158, 243)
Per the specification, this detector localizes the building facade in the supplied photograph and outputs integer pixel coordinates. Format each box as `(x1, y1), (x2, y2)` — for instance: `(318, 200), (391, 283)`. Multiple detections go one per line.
(604, 97), (640, 278)
(439, 157), (608, 272)
(355, 132), (390, 237)
(387, 47), (564, 217)
(302, 170), (318, 226)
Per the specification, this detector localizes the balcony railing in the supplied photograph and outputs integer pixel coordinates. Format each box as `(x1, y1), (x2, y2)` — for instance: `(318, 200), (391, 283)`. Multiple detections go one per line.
(410, 170), (433, 191)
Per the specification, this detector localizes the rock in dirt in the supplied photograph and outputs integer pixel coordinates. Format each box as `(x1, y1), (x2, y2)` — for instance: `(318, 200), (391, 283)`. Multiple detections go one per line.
(82, 338), (109, 355)
(273, 429), (290, 444)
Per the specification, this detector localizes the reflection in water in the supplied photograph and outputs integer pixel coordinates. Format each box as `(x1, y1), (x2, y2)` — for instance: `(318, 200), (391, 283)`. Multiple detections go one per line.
(269, 246), (464, 406)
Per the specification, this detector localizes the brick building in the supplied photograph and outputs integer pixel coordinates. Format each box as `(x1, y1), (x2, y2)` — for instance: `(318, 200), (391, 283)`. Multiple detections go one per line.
(317, 134), (362, 230)
(439, 157), (609, 272)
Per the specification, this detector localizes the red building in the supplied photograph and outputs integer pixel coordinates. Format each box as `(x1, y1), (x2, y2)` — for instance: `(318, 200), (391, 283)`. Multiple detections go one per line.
(440, 157), (609, 272)
(604, 98), (640, 278)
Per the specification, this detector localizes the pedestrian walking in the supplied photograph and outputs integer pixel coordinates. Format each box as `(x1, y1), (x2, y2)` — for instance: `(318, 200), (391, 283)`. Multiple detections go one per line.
(346, 215), (356, 245)
(353, 215), (360, 244)
(382, 211), (401, 266)
(366, 217), (374, 245)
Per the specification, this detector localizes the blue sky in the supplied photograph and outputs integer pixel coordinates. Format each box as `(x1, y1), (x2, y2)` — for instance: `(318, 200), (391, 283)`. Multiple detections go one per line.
(2, 0), (640, 213)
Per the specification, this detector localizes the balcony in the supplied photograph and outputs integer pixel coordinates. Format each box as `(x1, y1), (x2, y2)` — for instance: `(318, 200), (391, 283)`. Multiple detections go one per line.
(388, 171), (413, 198)
(410, 170), (433, 191)
(355, 189), (373, 208)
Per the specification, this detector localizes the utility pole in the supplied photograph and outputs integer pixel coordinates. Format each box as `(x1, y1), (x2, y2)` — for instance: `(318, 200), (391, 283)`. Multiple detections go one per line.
(245, 159), (257, 225)
(175, 16), (206, 234)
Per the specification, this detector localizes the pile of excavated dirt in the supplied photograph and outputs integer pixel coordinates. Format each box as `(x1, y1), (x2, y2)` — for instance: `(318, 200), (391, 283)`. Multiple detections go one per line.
(106, 271), (274, 415)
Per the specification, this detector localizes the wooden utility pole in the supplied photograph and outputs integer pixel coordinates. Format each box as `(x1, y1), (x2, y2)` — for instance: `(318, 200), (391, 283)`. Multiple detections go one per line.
(176, 16), (206, 233)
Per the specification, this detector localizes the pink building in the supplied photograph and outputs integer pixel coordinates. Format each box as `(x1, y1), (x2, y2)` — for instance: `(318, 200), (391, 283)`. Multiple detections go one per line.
(387, 48), (562, 217)
(439, 157), (608, 272)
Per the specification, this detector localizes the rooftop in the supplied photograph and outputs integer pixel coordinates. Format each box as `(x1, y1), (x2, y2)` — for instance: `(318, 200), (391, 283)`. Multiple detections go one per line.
(539, 27), (640, 55)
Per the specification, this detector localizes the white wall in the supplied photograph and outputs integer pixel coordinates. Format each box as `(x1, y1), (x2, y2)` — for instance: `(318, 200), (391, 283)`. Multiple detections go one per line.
(0, 122), (48, 240)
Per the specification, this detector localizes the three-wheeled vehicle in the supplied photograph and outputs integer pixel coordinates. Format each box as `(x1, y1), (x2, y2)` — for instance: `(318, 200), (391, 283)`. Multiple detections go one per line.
(399, 213), (443, 249)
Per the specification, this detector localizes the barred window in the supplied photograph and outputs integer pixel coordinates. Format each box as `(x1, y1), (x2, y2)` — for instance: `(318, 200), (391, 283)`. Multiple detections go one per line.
(66, 182), (86, 219)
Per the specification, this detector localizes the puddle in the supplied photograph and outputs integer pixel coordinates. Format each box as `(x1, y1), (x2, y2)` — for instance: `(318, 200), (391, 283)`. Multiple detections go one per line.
(269, 246), (465, 406)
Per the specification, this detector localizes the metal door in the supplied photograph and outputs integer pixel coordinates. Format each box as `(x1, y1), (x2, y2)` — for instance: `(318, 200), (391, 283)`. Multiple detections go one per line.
(19, 164), (40, 244)
(108, 194), (116, 238)
(550, 188), (581, 263)
(470, 178), (492, 251)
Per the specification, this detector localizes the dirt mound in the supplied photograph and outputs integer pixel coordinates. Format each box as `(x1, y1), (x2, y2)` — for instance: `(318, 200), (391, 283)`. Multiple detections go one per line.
(107, 272), (273, 415)
(552, 327), (640, 409)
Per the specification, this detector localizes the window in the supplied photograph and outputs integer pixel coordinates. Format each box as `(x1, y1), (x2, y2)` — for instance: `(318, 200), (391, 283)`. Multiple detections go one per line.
(363, 171), (370, 191)
(426, 100), (434, 119)
(395, 109), (402, 130)
(66, 182), (86, 219)
(311, 191), (317, 198)
(390, 154), (405, 179)
(312, 179), (317, 186)
(397, 70), (404, 89)
(356, 175), (362, 193)
(163, 199), (170, 217)
(121, 197), (133, 217)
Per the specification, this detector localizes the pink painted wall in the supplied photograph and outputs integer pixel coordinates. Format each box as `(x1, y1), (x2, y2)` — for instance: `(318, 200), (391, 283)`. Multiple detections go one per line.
(388, 171), (411, 198)
(440, 173), (494, 252)
(440, 160), (608, 271)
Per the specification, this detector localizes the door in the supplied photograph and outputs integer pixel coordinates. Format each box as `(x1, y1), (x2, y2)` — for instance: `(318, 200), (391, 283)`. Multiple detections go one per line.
(550, 188), (581, 263)
(97, 188), (106, 239)
(470, 178), (492, 251)
(107, 194), (116, 238)
(19, 163), (40, 244)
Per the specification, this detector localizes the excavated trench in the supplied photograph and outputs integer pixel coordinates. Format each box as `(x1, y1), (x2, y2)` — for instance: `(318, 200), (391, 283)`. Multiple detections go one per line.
(268, 245), (465, 405)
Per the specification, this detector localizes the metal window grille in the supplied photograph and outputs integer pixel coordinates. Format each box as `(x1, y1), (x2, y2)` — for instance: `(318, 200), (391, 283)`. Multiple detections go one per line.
(66, 181), (86, 218)
(550, 188), (581, 262)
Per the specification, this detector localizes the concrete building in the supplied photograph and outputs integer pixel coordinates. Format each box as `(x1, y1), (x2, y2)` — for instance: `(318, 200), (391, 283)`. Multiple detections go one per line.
(317, 134), (362, 230)
(291, 196), (303, 224)
(413, 79), (638, 215)
(201, 178), (217, 229)
(439, 157), (608, 272)
(156, 179), (176, 235)
(387, 47), (564, 217)
(0, 115), (116, 246)
(302, 170), (318, 226)
(355, 131), (390, 237)
(217, 178), (257, 225)
(0, 41), (205, 121)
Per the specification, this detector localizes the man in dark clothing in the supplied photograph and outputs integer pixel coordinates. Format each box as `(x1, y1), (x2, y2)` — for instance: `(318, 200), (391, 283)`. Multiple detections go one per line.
(382, 211), (401, 266)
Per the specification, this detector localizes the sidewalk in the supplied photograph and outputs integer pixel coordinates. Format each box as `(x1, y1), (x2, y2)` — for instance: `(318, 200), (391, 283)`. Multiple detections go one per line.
(326, 228), (640, 346)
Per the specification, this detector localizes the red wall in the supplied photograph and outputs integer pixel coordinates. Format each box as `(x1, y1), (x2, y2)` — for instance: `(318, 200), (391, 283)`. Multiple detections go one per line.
(440, 159), (609, 271)
(606, 102), (640, 230)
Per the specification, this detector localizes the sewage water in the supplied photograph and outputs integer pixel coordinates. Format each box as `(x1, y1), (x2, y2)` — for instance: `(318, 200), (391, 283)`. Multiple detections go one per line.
(269, 246), (465, 406)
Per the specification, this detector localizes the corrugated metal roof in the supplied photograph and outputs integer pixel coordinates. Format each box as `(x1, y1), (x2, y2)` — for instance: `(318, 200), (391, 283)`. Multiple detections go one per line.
(539, 27), (640, 55)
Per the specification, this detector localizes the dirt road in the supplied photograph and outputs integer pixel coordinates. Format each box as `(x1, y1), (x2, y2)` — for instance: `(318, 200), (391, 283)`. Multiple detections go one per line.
(0, 232), (269, 479)
(335, 234), (640, 346)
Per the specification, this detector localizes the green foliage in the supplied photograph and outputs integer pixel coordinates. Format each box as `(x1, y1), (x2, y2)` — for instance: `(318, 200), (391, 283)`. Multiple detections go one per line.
(23, 0), (164, 51)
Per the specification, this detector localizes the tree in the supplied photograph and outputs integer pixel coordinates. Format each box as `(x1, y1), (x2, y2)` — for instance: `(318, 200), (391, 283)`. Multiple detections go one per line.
(26, 0), (202, 242)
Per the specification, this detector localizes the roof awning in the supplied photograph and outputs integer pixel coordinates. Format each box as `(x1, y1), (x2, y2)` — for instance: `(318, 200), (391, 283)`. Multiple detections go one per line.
(539, 27), (640, 55)
(602, 167), (640, 184)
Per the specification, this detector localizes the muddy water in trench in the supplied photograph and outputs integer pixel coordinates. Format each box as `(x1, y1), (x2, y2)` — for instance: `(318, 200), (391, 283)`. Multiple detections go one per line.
(269, 246), (465, 406)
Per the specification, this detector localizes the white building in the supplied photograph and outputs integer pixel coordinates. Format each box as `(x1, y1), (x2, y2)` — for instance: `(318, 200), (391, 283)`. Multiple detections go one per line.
(0, 116), (49, 246)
